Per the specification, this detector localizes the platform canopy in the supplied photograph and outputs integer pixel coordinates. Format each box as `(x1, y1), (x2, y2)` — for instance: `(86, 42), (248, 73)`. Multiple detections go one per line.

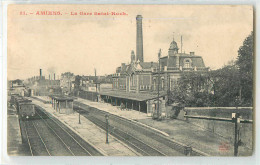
(49, 95), (74, 101)
(100, 90), (166, 102)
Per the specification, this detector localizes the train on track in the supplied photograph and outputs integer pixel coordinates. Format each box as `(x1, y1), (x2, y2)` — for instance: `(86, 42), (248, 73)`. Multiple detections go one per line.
(10, 94), (35, 119)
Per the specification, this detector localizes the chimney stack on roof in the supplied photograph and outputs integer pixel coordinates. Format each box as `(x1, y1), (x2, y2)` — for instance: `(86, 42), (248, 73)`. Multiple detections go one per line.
(190, 52), (195, 56)
(40, 69), (42, 80)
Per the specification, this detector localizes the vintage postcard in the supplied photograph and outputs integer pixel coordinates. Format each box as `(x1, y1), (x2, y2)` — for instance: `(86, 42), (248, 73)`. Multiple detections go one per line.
(7, 4), (253, 157)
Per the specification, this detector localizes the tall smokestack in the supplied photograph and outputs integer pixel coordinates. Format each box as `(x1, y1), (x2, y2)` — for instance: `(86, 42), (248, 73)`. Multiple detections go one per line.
(54, 73), (56, 80)
(49, 74), (51, 80)
(40, 69), (42, 80)
(136, 15), (143, 63)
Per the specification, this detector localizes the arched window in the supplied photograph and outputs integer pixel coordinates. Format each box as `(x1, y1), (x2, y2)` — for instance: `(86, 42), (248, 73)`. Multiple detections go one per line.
(184, 58), (192, 68)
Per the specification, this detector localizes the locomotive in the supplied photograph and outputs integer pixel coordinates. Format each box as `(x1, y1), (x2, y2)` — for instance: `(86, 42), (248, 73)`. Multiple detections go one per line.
(10, 94), (35, 119)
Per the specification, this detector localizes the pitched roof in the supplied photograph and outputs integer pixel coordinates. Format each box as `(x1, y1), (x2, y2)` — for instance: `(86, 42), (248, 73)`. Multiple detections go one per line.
(160, 53), (206, 68)
(179, 56), (205, 68)
(140, 62), (158, 69)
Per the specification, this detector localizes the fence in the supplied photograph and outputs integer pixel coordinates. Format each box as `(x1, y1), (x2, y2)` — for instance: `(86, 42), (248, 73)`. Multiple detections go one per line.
(184, 107), (253, 155)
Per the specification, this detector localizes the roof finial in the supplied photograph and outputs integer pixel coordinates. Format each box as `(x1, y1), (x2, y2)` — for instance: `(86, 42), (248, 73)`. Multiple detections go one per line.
(173, 32), (175, 41)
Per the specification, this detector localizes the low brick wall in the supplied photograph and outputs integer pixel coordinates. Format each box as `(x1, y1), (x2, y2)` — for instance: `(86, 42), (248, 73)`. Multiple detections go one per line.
(184, 107), (253, 149)
(74, 90), (98, 102)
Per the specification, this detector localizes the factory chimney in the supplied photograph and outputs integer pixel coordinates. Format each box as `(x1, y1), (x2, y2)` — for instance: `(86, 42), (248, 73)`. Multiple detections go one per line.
(40, 69), (42, 80)
(54, 73), (56, 80)
(136, 15), (144, 62)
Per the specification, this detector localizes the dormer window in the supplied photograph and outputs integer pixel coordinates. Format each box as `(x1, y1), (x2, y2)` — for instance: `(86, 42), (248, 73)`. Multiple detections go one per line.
(184, 58), (192, 68)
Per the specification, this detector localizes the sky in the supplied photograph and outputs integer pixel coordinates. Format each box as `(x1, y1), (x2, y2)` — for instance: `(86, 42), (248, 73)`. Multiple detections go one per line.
(7, 5), (253, 80)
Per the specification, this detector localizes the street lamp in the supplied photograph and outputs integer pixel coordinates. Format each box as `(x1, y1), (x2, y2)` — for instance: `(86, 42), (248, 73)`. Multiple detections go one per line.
(105, 114), (109, 144)
(78, 105), (81, 124)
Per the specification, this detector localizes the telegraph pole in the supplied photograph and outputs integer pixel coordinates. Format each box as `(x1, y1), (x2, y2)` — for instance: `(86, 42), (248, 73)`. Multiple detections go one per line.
(232, 112), (241, 156)
(95, 68), (97, 93)
(184, 111), (250, 156)
(94, 68), (98, 102)
(79, 112), (81, 124)
(157, 49), (161, 119)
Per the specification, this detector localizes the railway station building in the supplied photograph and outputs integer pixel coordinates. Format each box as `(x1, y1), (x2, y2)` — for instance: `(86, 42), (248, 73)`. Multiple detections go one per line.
(100, 90), (167, 116)
(100, 15), (208, 117)
(105, 37), (208, 116)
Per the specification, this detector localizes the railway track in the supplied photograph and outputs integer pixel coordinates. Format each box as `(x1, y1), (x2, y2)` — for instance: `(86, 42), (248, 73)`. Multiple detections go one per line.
(34, 106), (103, 156)
(88, 115), (166, 156)
(29, 97), (169, 156)
(74, 106), (168, 156)
(20, 105), (103, 156)
(23, 120), (51, 156)
(74, 101), (207, 156)
(29, 96), (207, 156)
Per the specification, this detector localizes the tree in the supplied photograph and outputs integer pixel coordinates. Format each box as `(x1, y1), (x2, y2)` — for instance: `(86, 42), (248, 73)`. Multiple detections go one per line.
(61, 72), (74, 78)
(167, 65), (241, 107)
(236, 31), (254, 106)
(211, 64), (240, 106)
(167, 71), (214, 107)
(167, 31), (254, 108)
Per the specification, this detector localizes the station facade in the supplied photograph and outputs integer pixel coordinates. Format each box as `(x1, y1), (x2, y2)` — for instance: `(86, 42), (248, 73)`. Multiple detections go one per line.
(112, 38), (208, 93)
(99, 14), (208, 116)
(105, 38), (208, 116)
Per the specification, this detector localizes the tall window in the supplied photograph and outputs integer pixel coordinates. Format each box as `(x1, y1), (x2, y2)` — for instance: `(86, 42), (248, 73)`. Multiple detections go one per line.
(184, 59), (191, 68)
(153, 78), (156, 90)
(161, 78), (164, 90)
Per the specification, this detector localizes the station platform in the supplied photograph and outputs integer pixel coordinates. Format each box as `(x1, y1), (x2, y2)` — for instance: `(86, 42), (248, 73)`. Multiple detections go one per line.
(7, 106), (23, 156)
(30, 97), (138, 156)
(76, 97), (169, 136)
(75, 97), (253, 156)
(31, 96), (253, 156)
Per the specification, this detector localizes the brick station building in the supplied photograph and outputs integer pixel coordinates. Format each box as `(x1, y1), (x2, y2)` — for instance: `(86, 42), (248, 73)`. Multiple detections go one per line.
(100, 15), (208, 116)
(103, 38), (208, 116)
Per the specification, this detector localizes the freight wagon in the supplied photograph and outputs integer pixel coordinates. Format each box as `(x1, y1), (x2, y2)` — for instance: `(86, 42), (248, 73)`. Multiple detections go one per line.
(10, 95), (35, 119)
